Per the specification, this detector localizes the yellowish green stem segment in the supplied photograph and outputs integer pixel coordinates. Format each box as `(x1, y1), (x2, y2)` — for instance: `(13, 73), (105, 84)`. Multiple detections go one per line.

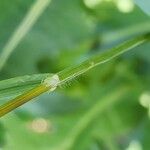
(0, 33), (150, 118)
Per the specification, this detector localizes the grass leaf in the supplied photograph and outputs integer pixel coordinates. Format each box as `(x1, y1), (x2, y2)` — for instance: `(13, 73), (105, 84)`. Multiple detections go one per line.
(0, 73), (49, 101)
(0, 33), (150, 117)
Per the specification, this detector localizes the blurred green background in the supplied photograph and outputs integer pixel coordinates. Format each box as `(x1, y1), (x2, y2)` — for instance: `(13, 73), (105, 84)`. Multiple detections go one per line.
(0, 0), (150, 150)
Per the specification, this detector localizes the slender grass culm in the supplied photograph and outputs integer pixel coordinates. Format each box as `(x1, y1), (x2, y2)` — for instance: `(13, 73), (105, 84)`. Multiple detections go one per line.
(0, 0), (51, 71)
(0, 33), (150, 118)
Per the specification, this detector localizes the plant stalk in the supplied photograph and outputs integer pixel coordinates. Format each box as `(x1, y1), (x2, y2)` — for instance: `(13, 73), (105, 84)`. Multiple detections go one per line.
(0, 33), (150, 118)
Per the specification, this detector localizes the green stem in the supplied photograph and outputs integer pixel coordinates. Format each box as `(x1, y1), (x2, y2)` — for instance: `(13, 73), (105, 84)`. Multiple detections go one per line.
(0, 33), (149, 118)
(0, 85), (49, 117)
(0, 0), (51, 71)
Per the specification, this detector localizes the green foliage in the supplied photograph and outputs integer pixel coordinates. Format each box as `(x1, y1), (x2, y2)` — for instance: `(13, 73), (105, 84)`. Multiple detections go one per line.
(0, 0), (150, 150)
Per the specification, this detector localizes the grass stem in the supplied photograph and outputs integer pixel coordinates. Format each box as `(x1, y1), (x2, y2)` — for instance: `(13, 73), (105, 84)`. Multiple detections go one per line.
(0, 33), (149, 118)
(0, 0), (51, 71)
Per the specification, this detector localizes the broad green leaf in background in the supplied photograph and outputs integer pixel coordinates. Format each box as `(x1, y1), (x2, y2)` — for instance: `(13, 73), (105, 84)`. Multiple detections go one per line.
(134, 0), (150, 15)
